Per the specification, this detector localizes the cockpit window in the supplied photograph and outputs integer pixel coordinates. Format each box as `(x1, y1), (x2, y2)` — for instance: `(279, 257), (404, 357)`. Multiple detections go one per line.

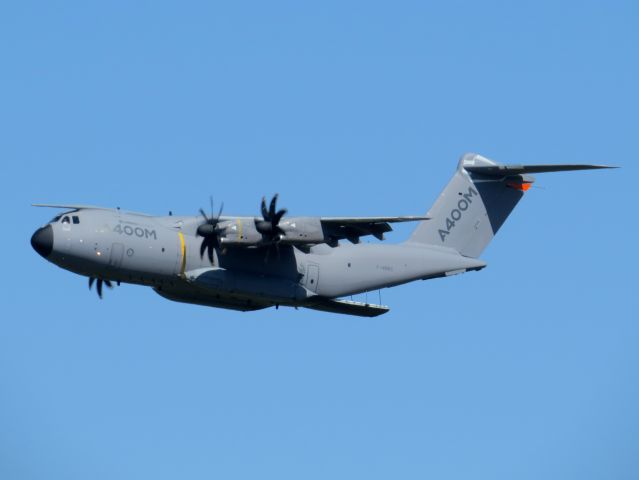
(72, 215), (80, 224)
(61, 216), (70, 224)
(50, 215), (62, 223)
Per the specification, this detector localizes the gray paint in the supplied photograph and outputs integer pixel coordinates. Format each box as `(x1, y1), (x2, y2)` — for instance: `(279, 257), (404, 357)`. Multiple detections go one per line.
(31, 153), (613, 316)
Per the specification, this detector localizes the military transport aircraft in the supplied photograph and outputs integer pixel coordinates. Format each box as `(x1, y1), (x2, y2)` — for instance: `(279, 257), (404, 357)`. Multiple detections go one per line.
(30, 153), (613, 317)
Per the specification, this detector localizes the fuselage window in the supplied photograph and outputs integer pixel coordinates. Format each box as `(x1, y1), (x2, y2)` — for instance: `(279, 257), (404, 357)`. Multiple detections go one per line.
(72, 216), (80, 224)
(61, 216), (70, 224)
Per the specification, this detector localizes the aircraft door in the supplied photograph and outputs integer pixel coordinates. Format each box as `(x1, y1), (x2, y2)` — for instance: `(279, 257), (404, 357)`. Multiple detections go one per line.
(306, 263), (319, 292)
(109, 242), (125, 269)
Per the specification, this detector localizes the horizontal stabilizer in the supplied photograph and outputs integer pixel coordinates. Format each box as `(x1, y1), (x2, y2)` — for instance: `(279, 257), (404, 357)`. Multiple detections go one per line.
(409, 153), (617, 258)
(464, 164), (617, 176)
(305, 297), (389, 317)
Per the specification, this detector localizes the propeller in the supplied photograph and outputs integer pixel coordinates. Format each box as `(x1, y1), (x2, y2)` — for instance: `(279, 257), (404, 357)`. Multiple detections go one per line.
(255, 194), (287, 261)
(89, 276), (113, 299)
(197, 196), (225, 264)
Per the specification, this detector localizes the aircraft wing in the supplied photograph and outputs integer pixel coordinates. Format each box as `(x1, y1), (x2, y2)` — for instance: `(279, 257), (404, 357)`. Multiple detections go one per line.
(32, 203), (106, 210)
(319, 216), (429, 242)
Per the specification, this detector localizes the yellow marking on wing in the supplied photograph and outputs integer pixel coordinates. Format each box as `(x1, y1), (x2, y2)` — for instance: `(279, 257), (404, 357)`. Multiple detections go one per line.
(237, 218), (243, 240)
(178, 231), (186, 277)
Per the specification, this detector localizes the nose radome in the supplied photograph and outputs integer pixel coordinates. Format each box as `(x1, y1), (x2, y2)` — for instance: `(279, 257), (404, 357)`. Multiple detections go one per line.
(31, 224), (53, 258)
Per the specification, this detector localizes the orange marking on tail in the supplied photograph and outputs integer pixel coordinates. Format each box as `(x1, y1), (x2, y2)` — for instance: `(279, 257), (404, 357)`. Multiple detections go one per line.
(506, 180), (533, 191)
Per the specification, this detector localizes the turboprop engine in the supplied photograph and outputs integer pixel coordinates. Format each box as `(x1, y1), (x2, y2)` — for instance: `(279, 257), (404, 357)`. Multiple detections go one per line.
(214, 194), (326, 249)
(220, 216), (326, 247)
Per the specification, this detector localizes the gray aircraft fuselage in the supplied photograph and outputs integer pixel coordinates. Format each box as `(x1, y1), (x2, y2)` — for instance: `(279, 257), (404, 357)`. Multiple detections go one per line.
(31, 153), (614, 316)
(31, 207), (484, 313)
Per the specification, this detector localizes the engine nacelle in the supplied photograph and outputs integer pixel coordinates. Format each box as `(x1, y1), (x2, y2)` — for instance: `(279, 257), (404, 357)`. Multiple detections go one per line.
(219, 219), (263, 246)
(219, 217), (326, 247)
(278, 217), (325, 245)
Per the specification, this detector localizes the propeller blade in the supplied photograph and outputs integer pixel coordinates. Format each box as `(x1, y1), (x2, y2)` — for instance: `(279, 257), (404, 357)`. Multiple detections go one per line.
(198, 208), (210, 223)
(197, 196), (226, 265)
(269, 194), (278, 218)
(256, 194), (287, 246)
(273, 208), (287, 226)
(197, 238), (215, 265)
(207, 242), (214, 264)
(216, 201), (224, 221)
(89, 276), (115, 298)
(263, 243), (282, 263)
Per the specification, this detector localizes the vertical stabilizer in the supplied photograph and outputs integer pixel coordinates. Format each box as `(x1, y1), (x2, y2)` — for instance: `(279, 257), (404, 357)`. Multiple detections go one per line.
(408, 153), (613, 257)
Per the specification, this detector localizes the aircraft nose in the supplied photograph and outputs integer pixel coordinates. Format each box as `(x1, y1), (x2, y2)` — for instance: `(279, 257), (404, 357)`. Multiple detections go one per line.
(31, 224), (53, 258)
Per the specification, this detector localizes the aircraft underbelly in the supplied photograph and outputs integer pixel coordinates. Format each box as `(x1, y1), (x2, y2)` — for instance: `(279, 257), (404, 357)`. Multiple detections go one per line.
(184, 267), (307, 304)
(153, 283), (270, 312)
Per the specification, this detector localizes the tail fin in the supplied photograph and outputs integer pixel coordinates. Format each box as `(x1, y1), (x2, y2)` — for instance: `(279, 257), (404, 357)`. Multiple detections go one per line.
(409, 153), (615, 257)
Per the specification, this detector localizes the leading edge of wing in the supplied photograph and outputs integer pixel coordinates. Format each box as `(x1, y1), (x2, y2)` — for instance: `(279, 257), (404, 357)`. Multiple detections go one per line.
(32, 203), (109, 210)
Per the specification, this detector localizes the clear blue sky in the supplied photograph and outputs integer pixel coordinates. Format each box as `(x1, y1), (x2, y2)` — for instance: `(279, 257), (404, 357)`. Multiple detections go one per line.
(1, 1), (637, 479)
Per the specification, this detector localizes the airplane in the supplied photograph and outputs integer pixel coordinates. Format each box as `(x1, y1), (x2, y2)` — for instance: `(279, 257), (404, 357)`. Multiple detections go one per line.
(30, 153), (614, 317)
